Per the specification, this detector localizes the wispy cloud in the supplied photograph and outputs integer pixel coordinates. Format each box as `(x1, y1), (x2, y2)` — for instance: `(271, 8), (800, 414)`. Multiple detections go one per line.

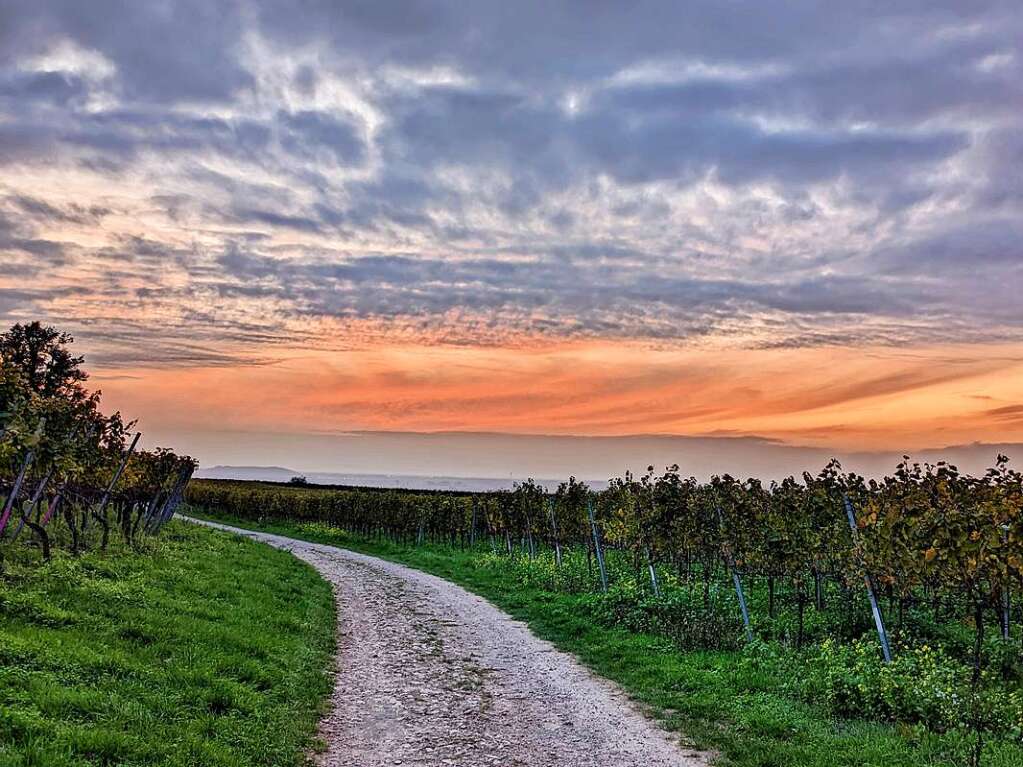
(0, 2), (1021, 454)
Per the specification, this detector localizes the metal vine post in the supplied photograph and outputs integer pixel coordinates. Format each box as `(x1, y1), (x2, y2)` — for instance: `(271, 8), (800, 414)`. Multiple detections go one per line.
(843, 493), (893, 663)
(587, 497), (608, 593)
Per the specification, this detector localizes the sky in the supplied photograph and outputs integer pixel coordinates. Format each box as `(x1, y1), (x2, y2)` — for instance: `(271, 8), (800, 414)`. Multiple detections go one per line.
(1, 2), (1022, 479)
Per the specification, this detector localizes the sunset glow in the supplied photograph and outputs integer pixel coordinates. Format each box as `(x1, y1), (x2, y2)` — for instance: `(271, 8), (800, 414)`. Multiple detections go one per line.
(91, 339), (1023, 453)
(2, 3), (1021, 476)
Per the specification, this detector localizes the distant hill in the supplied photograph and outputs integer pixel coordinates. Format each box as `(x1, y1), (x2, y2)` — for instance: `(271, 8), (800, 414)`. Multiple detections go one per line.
(194, 466), (580, 493)
(196, 466), (302, 482)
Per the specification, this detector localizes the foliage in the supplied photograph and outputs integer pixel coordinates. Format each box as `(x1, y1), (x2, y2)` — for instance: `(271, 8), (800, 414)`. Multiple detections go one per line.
(187, 454), (1023, 763)
(1, 322), (196, 562)
(804, 638), (1023, 737)
(0, 321), (89, 401)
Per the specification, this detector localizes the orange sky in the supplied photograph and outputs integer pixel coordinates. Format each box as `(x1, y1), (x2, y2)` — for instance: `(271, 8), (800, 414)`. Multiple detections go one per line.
(92, 337), (1023, 456)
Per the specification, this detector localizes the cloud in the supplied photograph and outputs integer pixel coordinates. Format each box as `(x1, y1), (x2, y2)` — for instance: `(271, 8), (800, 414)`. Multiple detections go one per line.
(0, 207), (71, 266)
(0, 0), (1020, 366)
(0, 69), (87, 107)
(7, 194), (110, 225)
(0, 1), (252, 103)
(278, 109), (367, 166)
(987, 404), (1023, 421)
(208, 244), (991, 348)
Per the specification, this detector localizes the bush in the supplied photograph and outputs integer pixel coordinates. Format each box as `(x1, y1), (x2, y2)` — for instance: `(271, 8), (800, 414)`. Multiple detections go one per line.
(584, 582), (744, 650)
(803, 638), (1023, 738)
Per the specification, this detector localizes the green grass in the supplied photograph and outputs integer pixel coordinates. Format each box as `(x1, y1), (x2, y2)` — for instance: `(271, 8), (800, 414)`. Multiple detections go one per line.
(0, 520), (335, 767)
(187, 510), (1023, 767)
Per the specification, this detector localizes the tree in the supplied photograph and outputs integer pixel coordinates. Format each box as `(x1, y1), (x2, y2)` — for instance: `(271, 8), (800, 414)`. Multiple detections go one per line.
(0, 322), (89, 401)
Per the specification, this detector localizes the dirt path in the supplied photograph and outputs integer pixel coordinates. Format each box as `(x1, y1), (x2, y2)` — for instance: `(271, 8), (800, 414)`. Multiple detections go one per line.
(186, 518), (709, 767)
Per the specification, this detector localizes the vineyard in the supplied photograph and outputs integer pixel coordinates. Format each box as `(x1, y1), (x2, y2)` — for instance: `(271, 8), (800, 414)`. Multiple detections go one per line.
(0, 322), (195, 561)
(187, 458), (1023, 764)
(6, 321), (1022, 764)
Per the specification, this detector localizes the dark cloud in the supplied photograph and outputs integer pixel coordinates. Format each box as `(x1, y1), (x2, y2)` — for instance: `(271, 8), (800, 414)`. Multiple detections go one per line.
(0, 207), (70, 265)
(210, 245), (978, 344)
(597, 35), (1022, 128)
(250, 1), (1018, 86)
(278, 110), (367, 166)
(0, 1), (1020, 357)
(0, 1), (252, 103)
(574, 110), (966, 187)
(976, 128), (1023, 207)
(373, 79), (967, 215)
(229, 207), (324, 233)
(7, 194), (110, 225)
(0, 69), (87, 107)
(0, 286), (90, 323)
(873, 218), (1023, 288)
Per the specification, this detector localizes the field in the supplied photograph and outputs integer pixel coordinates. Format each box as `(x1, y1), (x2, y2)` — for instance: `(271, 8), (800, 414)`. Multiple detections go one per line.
(0, 520), (335, 767)
(186, 470), (1023, 767)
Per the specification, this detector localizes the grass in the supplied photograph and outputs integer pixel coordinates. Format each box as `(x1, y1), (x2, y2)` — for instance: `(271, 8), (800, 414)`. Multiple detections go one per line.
(186, 510), (1023, 767)
(0, 520), (335, 767)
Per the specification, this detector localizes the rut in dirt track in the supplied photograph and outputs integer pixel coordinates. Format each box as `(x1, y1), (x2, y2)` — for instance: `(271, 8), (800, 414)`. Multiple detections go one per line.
(186, 518), (710, 767)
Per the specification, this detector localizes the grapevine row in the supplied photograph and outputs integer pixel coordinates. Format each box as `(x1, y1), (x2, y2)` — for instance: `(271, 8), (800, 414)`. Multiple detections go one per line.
(1, 323), (196, 560)
(187, 458), (1023, 657)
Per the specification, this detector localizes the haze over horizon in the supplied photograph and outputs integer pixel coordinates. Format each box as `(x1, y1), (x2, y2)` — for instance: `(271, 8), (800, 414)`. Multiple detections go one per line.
(2, 2), (1021, 477)
(185, 428), (1023, 487)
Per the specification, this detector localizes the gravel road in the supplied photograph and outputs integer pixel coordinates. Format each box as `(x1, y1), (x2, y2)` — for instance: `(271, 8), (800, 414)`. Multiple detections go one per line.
(186, 517), (709, 767)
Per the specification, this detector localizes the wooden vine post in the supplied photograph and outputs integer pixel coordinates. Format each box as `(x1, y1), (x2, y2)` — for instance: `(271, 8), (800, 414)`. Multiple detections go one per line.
(39, 486), (64, 526)
(1001, 525), (1011, 640)
(843, 493), (892, 663)
(96, 432), (142, 517)
(11, 467), (55, 541)
(522, 493), (536, 560)
(94, 432), (142, 550)
(151, 464), (195, 533)
(641, 491), (661, 595)
(0, 449), (34, 537)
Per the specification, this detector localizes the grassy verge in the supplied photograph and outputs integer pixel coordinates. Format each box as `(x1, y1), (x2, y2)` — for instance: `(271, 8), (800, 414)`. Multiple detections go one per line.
(0, 520), (335, 767)
(186, 509), (1023, 767)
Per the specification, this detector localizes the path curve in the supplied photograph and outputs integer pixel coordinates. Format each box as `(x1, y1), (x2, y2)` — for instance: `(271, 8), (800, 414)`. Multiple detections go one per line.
(185, 517), (709, 767)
